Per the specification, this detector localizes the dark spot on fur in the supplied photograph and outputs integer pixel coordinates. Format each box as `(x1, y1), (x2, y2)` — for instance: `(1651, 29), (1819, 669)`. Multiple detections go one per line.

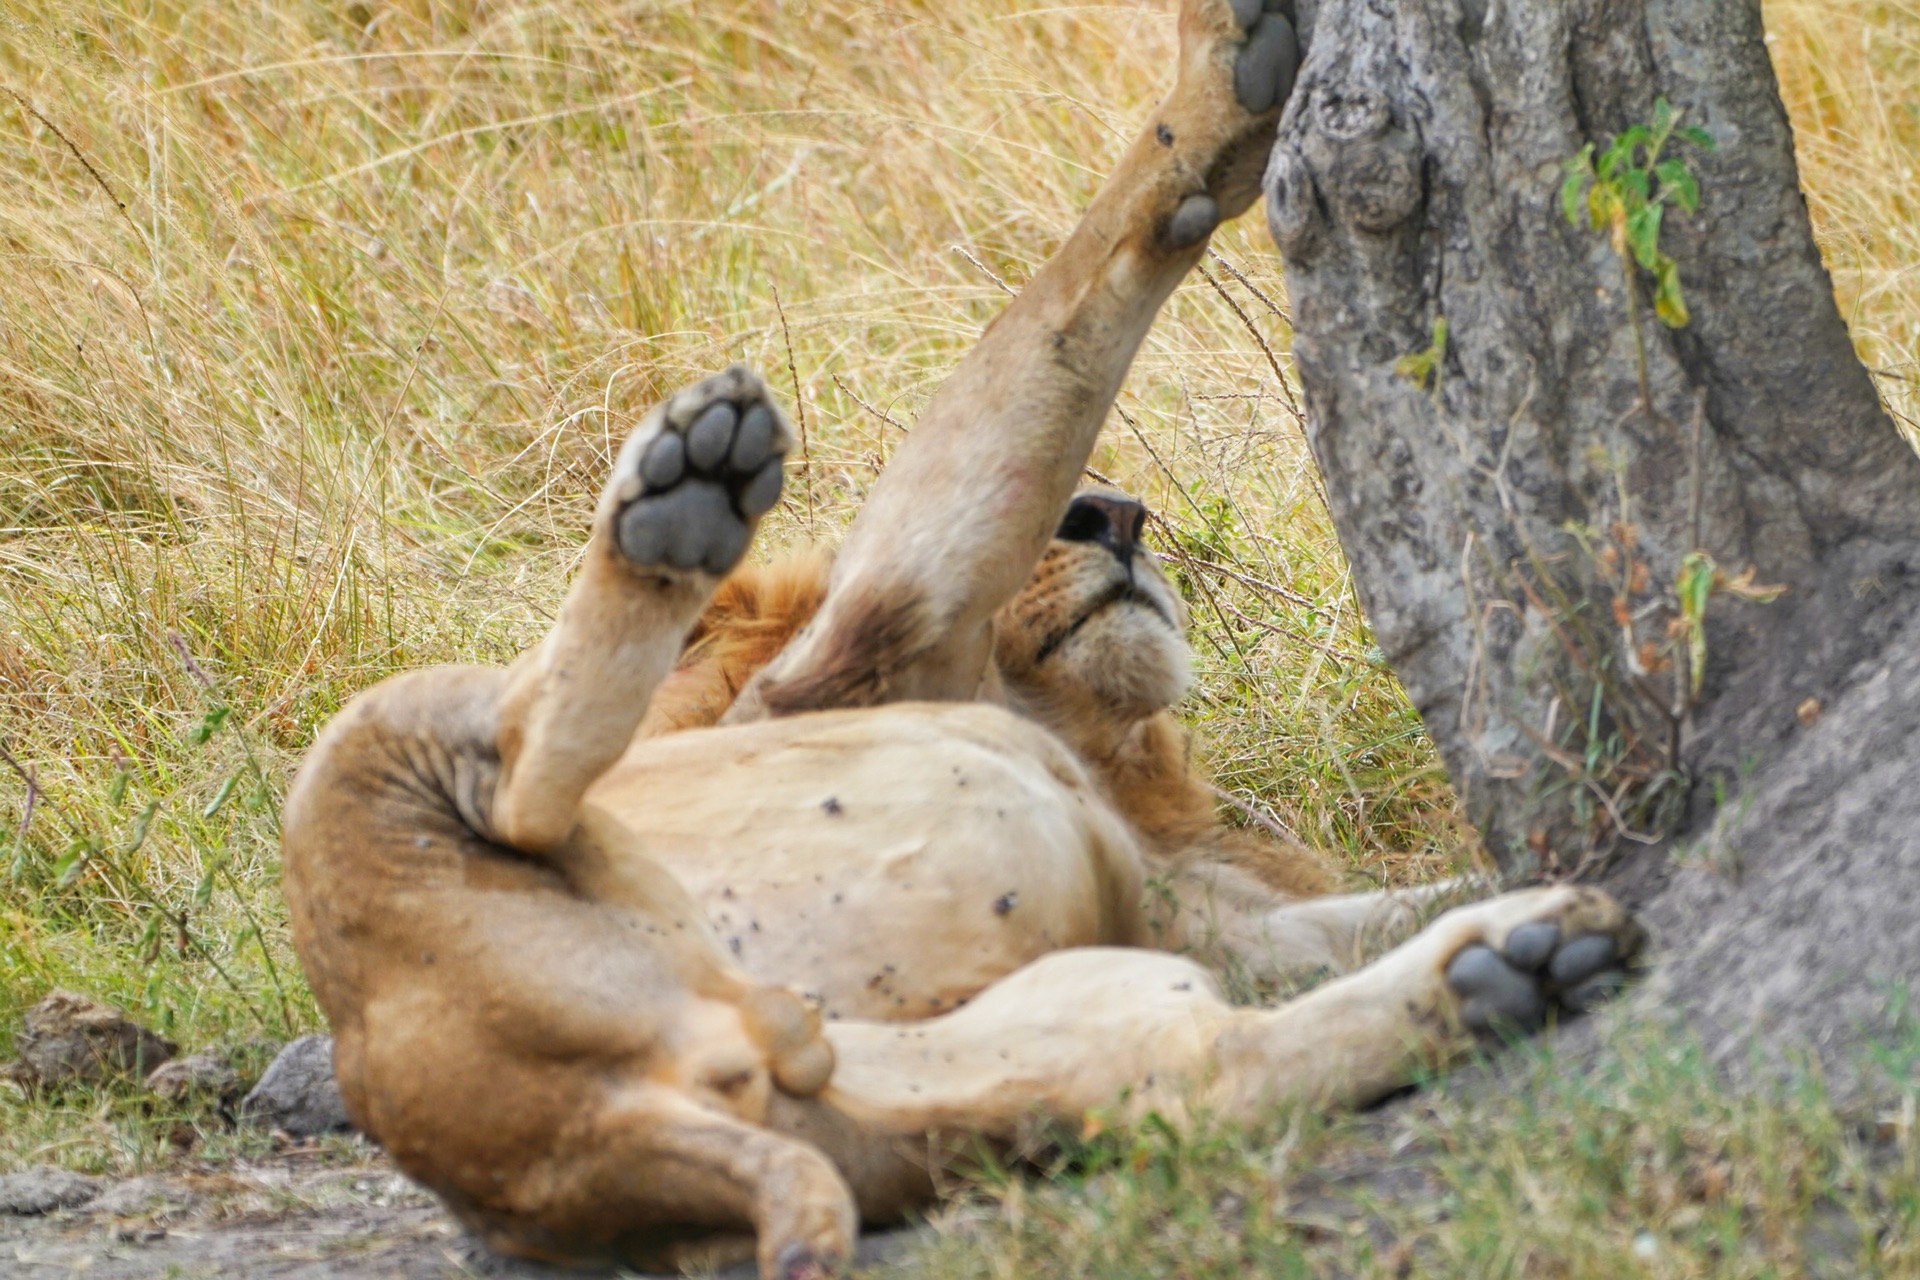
(1156, 122), (1174, 146)
(994, 892), (1018, 916)
(822, 796), (842, 815)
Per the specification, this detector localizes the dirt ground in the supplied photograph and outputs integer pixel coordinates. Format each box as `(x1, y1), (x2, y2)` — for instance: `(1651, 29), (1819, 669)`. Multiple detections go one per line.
(0, 1146), (920, 1279)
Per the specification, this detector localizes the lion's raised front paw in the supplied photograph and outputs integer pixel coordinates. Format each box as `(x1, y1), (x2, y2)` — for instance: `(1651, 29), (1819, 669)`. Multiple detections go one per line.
(1436, 886), (1645, 1035)
(608, 365), (791, 578)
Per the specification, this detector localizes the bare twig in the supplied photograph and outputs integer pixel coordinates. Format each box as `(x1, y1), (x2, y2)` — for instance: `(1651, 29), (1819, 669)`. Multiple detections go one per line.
(771, 283), (815, 530)
(1206, 248), (1289, 322)
(951, 245), (1015, 296)
(831, 372), (906, 434)
(167, 631), (214, 688)
(1198, 265), (1305, 427)
(1209, 784), (1307, 847)
(0, 739), (39, 844)
(3, 89), (147, 246)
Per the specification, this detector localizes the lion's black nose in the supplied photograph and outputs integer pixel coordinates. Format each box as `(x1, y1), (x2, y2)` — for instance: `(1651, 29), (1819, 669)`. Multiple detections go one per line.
(1056, 490), (1147, 561)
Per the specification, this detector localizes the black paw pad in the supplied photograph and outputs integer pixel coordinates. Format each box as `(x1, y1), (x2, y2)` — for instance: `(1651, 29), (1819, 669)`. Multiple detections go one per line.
(1167, 193), (1221, 248)
(1547, 933), (1619, 987)
(615, 377), (786, 576)
(1234, 10), (1299, 115)
(1447, 923), (1634, 1039)
(1446, 944), (1547, 1033)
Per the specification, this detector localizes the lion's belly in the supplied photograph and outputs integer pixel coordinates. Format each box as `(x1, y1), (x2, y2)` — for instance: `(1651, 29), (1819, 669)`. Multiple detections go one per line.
(586, 703), (1147, 1020)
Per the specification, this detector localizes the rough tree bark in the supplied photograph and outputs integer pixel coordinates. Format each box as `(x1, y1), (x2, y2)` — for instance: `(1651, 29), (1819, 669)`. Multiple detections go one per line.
(1267, 0), (1920, 1089)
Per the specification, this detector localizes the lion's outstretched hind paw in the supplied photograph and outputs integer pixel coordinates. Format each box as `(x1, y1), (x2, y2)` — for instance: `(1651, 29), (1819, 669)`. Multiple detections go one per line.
(611, 365), (791, 577)
(1441, 888), (1644, 1036)
(1225, 0), (1299, 115)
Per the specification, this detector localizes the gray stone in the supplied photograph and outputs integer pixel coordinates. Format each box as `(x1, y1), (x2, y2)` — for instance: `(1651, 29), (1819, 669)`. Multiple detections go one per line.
(146, 1051), (240, 1103)
(11, 990), (175, 1087)
(0, 1167), (99, 1215)
(239, 1035), (353, 1136)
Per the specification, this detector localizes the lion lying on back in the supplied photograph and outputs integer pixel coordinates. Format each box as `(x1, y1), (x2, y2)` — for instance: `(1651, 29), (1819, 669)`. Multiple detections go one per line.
(281, 1), (1644, 1275)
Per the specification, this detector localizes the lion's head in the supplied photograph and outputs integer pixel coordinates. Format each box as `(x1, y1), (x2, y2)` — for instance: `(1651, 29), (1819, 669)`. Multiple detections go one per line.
(989, 488), (1191, 741)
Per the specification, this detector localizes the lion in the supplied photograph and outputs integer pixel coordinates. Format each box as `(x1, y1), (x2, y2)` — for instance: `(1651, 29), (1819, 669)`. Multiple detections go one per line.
(280, 2), (1645, 1276)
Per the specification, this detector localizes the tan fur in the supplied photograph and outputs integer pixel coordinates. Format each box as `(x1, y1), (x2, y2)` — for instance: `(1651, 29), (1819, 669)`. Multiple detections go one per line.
(646, 550), (1339, 900)
(281, 8), (1643, 1275)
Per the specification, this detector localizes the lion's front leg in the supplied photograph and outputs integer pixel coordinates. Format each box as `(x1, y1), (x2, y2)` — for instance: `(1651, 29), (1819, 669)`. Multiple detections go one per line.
(726, 0), (1303, 721)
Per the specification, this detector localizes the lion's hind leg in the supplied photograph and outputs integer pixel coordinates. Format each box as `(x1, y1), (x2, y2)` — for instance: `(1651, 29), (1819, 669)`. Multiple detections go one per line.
(492, 365), (793, 851)
(803, 887), (1642, 1174)
(450, 1079), (856, 1280)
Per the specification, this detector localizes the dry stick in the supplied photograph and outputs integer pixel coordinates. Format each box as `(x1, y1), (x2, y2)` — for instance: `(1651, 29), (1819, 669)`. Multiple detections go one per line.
(1198, 264), (1307, 429)
(0, 739), (39, 847)
(830, 372), (907, 434)
(3, 88), (146, 247)
(1206, 248), (1289, 322)
(951, 245), (1016, 296)
(1209, 783), (1308, 847)
(771, 283), (814, 532)
(1109, 411), (1251, 666)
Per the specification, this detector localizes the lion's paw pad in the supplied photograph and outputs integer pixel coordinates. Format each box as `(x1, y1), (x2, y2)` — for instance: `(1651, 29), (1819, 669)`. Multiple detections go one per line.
(1446, 921), (1632, 1035)
(1228, 0), (1299, 115)
(616, 370), (787, 576)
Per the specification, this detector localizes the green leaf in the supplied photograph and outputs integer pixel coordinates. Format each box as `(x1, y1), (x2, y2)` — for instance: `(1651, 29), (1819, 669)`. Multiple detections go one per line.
(108, 765), (129, 807)
(1677, 551), (1717, 694)
(202, 772), (241, 819)
(1678, 123), (1717, 151)
(193, 864), (217, 909)
(55, 837), (96, 888)
(1655, 158), (1700, 212)
(1620, 167), (1651, 204)
(1653, 256), (1690, 328)
(1561, 148), (1593, 226)
(1588, 182), (1617, 231)
(122, 799), (158, 856)
(1626, 203), (1664, 270)
(1595, 138), (1625, 182)
(187, 704), (231, 747)
(1652, 96), (1674, 140)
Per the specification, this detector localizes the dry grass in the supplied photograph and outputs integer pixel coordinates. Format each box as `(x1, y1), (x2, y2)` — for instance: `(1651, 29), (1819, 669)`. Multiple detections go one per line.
(0, 0), (1911, 1187)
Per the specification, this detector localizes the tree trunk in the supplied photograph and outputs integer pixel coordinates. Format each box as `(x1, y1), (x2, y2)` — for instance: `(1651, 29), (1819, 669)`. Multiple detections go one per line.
(1268, 0), (1920, 1087)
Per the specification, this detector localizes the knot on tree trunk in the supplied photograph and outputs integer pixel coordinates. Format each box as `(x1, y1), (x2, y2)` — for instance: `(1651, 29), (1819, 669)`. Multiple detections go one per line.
(1265, 85), (1423, 250)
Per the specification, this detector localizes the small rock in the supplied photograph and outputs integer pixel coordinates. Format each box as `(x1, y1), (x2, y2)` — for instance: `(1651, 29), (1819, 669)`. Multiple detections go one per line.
(0, 1166), (101, 1215)
(84, 1175), (190, 1218)
(145, 1051), (239, 1103)
(239, 1035), (352, 1136)
(11, 990), (176, 1087)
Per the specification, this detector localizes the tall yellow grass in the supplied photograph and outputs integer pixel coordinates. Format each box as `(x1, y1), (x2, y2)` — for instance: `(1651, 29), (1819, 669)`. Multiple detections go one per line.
(0, 0), (1912, 1124)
